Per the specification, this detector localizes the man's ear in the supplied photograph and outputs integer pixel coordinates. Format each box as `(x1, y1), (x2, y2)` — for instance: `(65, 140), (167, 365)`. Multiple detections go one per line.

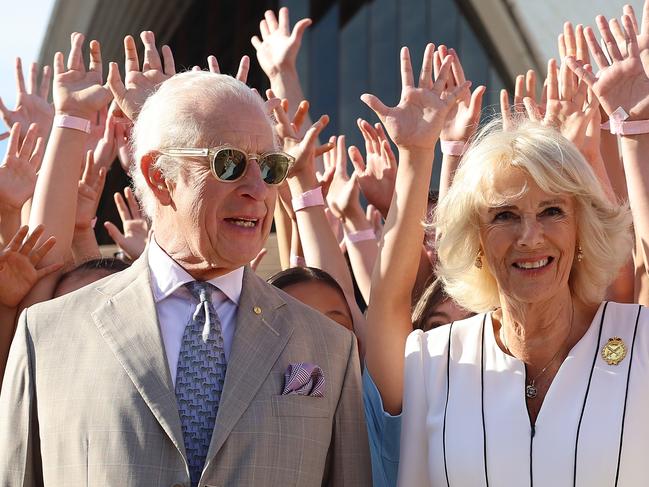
(140, 152), (173, 206)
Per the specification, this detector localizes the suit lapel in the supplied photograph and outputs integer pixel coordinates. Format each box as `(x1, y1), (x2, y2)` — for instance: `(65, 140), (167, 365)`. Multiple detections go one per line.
(204, 267), (292, 462)
(90, 255), (186, 458)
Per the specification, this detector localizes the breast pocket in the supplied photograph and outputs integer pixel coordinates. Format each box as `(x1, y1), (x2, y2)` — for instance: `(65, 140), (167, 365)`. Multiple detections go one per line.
(271, 395), (330, 418)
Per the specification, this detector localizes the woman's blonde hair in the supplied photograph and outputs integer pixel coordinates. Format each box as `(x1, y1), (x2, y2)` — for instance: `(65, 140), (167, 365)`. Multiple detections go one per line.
(434, 118), (632, 313)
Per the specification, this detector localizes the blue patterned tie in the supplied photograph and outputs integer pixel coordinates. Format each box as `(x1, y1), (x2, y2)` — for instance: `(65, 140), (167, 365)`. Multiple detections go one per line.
(175, 281), (227, 486)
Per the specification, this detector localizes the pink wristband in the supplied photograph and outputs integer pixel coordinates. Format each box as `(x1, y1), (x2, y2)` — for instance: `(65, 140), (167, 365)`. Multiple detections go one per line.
(345, 229), (376, 244)
(292, 187), (325, 212)
(440, 140), (467, 156)
(290, 255), (306, 267)
(602, 107), (649, 135)
(54, 114), (91, 134)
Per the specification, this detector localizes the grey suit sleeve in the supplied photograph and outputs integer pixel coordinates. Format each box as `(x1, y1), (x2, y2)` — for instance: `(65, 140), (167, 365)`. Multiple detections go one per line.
(0, 309), (42, 487)
(325, 334), (372, 486)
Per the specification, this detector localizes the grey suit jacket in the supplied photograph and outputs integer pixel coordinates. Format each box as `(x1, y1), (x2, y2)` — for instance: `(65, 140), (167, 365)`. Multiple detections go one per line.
(0, 255), (371, 486)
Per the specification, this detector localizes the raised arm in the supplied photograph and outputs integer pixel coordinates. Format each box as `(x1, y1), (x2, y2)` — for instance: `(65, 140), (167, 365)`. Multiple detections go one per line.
(23, 33), (112, 308)
(362, 45), (467, 414)
(565, 8), (649, 305)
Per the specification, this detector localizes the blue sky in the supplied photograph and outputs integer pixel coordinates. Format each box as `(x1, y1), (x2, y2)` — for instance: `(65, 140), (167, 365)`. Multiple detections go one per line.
(0, 0), (55, 155)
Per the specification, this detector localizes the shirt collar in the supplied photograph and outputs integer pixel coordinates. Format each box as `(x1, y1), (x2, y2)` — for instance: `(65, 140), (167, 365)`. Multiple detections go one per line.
(148, 238), (244, 305)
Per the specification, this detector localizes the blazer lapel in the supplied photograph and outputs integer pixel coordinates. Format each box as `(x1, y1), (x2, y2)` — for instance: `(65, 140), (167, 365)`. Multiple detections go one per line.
(90, 255), (186, 459)
(204, 267), (293, 462)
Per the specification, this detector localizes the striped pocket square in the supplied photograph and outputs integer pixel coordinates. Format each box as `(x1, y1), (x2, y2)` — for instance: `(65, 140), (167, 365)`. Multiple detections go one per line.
(282, 362), (325, 397)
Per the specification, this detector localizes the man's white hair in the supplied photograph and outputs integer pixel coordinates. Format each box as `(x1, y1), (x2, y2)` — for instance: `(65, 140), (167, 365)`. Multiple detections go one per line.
(130, 71), (273, 220)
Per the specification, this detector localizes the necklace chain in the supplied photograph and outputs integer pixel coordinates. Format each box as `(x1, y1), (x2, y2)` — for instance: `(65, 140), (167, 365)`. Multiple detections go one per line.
(500, 303), (575, 399)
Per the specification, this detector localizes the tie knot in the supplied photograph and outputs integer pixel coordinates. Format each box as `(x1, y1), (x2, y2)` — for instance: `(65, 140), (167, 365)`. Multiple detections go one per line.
(185, 281), (213, 304)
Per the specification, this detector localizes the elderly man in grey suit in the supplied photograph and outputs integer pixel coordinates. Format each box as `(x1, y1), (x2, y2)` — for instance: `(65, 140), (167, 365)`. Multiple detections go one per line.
(0, 35), (370, 486)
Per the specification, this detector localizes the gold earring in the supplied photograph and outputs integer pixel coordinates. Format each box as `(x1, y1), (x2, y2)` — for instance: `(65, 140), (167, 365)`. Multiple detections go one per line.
(475, 251), (483, 269)
(576, 245), (583, 263)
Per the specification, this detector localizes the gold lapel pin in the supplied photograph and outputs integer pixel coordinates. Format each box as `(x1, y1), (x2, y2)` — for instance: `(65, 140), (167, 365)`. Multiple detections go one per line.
(601, 337), (627, 365)
(253, 306), (262, 315)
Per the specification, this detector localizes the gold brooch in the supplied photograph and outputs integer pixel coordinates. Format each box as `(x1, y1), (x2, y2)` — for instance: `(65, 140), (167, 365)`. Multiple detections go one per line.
(601, 337), (627, 365)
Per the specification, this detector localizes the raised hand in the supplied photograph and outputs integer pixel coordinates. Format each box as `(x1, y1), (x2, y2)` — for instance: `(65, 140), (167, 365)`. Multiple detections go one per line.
(348, 119), (397, 218)
(251, 7), (312, 78)
(0, 122), (44, 211)
(53, 33), (112, 120)
(0, 225), (61, 307)
(104, 187), (149, 260)
(325, 135), (364, 222)
(361, 45), (469, 151)
(524, 58), (597, 152)
(566, 14), (649, 120)
(0, 58), (53, 142)
(107, 31), (176, 121)
(434, 46), (486, 142)
(75, 151), (107, 231)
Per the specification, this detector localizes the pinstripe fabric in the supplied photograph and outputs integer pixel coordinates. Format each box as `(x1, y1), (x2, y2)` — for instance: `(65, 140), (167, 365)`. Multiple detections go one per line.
(175, 282), (226, 486)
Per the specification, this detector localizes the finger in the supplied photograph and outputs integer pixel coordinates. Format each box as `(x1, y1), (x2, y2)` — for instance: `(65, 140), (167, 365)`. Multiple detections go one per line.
(584, 25), (610, 70)
(374, 122), (389, 143)
(264, 10), (279, 31)
(359, 119), (379, 154)
(0, 98), (13, 128)
(250, 248), (267, 271)
(123, 35), (140, 73)
(251, 35), (262, 50)
(564, 22), (576, 57)
(315, 141), (335, 158)
(161, 45), (176, 75)
(124, 187), (141, 219)
(19, 225), (44, 256)
(7, 122), (21, 155)
(31, 237), (58, 267)
(360, 93), (389, 120)
(0, 132), (9, 141)
(564, 56), (597, 88)
(575, 24), (590, 64)
(525, 70), (537, 103)
(292, 100), (309, 132)
(624, 4), (640, 34)
(27, 62), (38, 94)
(500, 89), (512, 123)
(335, 135), (348, 176)
(35, 260), (64, 280)
(7, 225), (29, 252)
(39, 65), (52, 99)
(30, 137), (46, 170)
(236, 55), (250, 83)
(53, 51), (65, 78)
(559, 58), (575, 100)
(514, 74), (525, 110)
(443, 80), (471, 107)
(94, 166), (107, 193)
(259, 19), (270, 39)
(104, 221), (127, 247)
(140, 31), (163, 71)
(400, 46), (415, 88)
(449, 48), (466, 85)
(381, 139), (397, 168)
(523, 97), (541, 121)
(348, 145), (366, 174)
(419, 43), (435, 90)
(303, 115), (330, 148)
(207, 55), (221, 73)
(597, 16), (623, 62)
(15, 57), (26, 94)
(114, 191), (132, 222)
(547, 58), (559, 100)
(81, 150), (93, 183)
(291, 18), (312, 45)
(278, 6), (291, 35)
(192, 65), (201, 72)
(88, 39), (103, 77)
(432, 54), (453, 94)
(432, 50), (441, 82)
(18, 123), (38, 160)
(67, 32), (85, 71)
(558, 33), (567, 59)
(623, 14), (640, 58)
(107, 62), (127, 103)
(609, 17), (627, 48)
(468, 85), (486, 123)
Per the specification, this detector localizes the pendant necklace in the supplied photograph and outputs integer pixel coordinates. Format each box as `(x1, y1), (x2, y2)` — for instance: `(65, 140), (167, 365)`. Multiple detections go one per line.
(501, 304), (574, 399)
